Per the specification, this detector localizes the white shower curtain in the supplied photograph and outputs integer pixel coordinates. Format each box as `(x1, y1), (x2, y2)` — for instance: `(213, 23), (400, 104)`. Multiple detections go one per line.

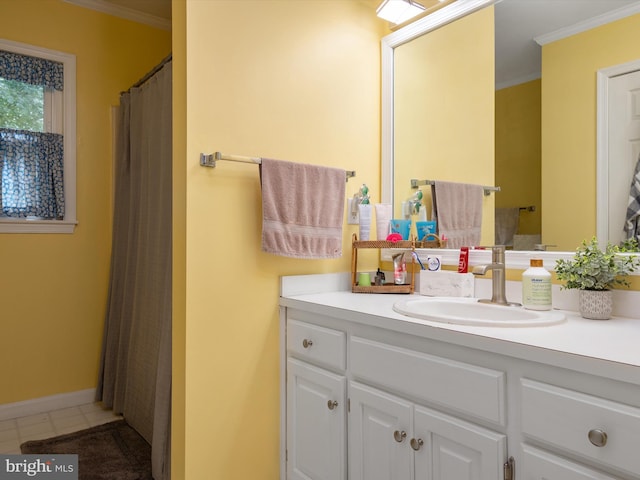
(97, 58), (172, 480)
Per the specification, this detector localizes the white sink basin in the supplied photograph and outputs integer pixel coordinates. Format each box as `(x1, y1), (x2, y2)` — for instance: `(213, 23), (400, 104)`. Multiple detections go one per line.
(393, 297), (566, 327)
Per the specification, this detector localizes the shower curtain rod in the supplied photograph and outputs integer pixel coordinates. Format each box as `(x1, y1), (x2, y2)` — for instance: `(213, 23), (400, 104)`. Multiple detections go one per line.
(410, 178), (500, 196)
(123, 53), (172, 93)
(200, 151), (357, 182)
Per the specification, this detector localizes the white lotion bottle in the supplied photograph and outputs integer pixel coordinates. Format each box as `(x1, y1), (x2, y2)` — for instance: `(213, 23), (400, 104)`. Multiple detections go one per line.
(358, 203), (372, 241)
(522, 259), (552, 310)
(374, 203), (392, 240)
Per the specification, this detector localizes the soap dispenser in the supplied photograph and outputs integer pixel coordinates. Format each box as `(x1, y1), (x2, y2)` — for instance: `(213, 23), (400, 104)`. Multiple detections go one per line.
(522, 259), (552, 310)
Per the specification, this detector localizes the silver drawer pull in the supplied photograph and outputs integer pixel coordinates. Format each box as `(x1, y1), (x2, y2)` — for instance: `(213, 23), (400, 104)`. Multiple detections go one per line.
(327, 400), (338, 410)
(588, 429), (608, 447)
(393, 430), (407, 443)
(302, 339), (313, 348)
(410, 438), (424, 451)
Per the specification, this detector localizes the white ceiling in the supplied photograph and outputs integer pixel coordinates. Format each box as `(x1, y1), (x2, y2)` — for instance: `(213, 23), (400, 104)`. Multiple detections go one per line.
(495, 0), (640, 89)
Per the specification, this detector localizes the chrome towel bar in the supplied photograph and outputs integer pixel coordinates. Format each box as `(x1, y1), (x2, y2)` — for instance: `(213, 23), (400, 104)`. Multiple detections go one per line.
(410, 178), (500, 196)
(201, 152), (356, 181)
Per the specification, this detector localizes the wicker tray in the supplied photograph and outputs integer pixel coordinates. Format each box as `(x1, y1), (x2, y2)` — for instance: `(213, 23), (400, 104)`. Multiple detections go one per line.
(416, 233), (442, 248)
(351, 283), (414, 294)
(351, 234), (415, 294)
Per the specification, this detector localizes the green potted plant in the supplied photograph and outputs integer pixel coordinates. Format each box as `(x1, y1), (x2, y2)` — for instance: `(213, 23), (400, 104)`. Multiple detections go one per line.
(554, 237), (640, 319)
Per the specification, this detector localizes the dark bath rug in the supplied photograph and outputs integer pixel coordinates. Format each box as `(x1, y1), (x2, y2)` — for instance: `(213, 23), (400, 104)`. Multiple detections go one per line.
(20, 419), (152, 480)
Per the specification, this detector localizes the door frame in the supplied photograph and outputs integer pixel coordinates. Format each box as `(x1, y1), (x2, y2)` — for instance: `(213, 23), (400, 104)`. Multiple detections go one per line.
(596, 58), (640, 245)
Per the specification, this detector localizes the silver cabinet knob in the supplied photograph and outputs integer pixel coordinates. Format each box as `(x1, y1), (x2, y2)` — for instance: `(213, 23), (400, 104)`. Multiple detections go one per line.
(327, 400), (338, 410)
(588, 429), (608, 447)
(410, 438), (424, 451)
(302, 339), (313, 348)
(393, 430), (407, 443)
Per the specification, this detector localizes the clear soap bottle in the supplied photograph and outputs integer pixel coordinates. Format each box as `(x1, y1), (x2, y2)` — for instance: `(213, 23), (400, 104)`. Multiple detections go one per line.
(522, 259), (552, 310)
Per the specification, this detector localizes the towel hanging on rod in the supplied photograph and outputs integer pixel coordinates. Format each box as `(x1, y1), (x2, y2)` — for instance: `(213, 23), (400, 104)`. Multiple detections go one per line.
(410, 178), (499, 196)
(200, 151), (356, 182)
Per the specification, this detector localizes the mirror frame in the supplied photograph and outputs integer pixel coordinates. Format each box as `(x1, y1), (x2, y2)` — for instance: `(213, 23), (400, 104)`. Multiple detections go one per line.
(379, 0), (577, 269)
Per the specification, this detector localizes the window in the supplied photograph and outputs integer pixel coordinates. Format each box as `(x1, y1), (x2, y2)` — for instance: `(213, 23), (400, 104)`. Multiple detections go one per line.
(0, 39), (76, 233)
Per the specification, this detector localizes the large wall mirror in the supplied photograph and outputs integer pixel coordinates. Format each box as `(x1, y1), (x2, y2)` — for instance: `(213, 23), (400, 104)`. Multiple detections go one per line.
(382, 0), (640, 255)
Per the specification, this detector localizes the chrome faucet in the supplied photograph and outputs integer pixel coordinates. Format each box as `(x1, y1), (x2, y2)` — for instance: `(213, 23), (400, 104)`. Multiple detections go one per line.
(472, 245), (519, 306)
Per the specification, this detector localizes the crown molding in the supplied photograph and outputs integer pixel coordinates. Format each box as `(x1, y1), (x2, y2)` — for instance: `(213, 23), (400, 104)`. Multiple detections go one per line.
(535, 2), (640, 46)
(63, 0), (171, 31)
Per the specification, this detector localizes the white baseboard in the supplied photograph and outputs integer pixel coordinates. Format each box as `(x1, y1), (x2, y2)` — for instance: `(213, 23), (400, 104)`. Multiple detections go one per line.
(0, 389), (96, 421)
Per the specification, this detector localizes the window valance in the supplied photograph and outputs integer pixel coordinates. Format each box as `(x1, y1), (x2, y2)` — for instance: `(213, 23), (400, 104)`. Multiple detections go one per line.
(0, 50), (63, 91)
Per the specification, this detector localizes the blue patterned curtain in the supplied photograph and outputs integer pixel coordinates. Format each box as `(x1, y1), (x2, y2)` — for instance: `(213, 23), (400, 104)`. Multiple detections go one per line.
(0, 128), (64, 219)
(0, 50), (64, 219)
(0, 50), (63, 91)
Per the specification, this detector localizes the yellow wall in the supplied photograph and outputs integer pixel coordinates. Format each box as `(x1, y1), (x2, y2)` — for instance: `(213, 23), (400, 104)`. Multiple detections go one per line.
(175, 1), (386, 478)
(542, 13), (640, 250)
(0, 0), (171, 404)
(495, 79), (542, 235)
(393, 6), (495, 244)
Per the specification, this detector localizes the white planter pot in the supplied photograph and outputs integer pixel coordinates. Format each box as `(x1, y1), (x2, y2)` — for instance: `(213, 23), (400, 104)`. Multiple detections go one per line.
(578, 290), (613, 320)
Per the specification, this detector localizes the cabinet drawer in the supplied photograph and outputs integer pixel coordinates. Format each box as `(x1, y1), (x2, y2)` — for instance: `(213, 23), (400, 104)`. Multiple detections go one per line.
(522, 445), (619, 480)
(521, 379), (640, 477)
(288, 319), (346, 371)
(350, 336), (506, 425)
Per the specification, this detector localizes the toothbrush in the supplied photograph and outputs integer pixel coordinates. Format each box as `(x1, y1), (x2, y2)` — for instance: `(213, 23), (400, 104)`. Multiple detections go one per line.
(412, 251), (426, 270)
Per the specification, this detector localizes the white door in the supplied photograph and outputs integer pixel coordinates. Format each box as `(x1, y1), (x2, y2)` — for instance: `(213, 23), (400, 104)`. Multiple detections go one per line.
(413, 405), (506, 480)
(287, 358), (346, 480)
(607, 68), (640, 245)
(348, 382), (412, 480)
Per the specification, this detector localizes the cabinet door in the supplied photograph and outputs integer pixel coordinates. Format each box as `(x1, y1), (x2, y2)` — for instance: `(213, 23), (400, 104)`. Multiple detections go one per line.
(413, 405), (506, 480)
(287, 358), (346, 480)
(349, 382), (412, 480)
(522, 445), (619, 480)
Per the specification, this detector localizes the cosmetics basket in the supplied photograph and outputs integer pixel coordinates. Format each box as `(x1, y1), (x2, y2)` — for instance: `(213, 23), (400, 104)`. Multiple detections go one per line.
(351, 233), (415, 293)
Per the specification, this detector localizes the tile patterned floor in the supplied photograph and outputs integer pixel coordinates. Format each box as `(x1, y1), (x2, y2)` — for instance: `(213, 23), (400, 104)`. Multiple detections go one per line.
(0, 403), (122, 454)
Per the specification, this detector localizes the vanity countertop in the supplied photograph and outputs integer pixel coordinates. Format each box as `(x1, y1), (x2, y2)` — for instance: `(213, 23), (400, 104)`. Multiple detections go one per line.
(280, 274), (640, 385)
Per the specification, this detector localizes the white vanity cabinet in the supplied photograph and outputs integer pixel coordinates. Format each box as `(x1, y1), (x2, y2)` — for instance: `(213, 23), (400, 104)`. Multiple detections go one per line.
(286, 319), (347, 480)
(280, 288), (640, 480)
(349, 382), (506, 480)
(348, 335), (507, 480)
(284, 310), (509, 480)
(520, 379), (640, 479)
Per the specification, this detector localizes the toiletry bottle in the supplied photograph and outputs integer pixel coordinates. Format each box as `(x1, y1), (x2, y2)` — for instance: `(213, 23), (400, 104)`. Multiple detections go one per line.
(392, 252), (407, 285)
(458, 247), (469, 273)
(522, 259), (552, 310)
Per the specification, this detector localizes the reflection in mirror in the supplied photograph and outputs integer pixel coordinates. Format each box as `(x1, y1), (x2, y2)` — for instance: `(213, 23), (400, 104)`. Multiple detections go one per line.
(392, 2), (496, 246)
(384, 0), (640, 252)
(495, 0), (640, 250)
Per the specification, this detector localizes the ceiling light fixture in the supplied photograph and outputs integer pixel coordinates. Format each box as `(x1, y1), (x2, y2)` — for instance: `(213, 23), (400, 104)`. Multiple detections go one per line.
(376, 0), (426, 25)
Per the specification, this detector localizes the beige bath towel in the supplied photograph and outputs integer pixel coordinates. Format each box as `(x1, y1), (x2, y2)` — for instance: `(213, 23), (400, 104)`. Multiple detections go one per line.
(495, 207), (520, 246)
(432, 181), (483, 248)
(260, 158), (345, 259)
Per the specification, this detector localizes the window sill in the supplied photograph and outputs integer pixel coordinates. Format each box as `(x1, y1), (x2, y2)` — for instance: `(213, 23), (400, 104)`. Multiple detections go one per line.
(0, 219), (77, 234)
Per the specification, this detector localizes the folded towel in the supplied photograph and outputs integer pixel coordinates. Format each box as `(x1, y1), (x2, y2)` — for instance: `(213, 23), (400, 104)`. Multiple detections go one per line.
(431, 181), (483, 249)
(260, 158), (345, 259)
(624, 155), (640, 242)
(513, 234), (541, 251)
(495, 207), (520, 246)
